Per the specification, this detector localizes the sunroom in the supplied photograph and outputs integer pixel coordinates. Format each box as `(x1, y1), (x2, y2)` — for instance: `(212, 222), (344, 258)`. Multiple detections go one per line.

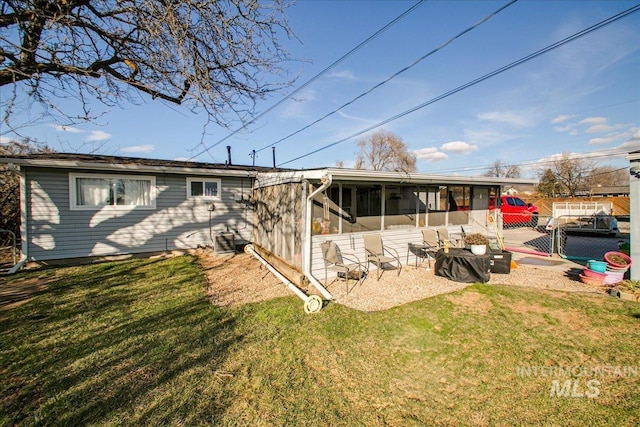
(251, 168), (535, 299)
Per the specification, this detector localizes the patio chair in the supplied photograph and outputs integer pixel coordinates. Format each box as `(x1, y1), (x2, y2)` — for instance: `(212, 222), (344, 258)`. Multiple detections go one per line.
(320, 240), (365, 294)
(420, 228), (441, 267)
(436, 227), (460, 248)
(363, 233), (402, 280)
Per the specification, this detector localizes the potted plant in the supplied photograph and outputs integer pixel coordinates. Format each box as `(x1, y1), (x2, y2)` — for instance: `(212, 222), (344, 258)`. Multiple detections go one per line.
(464, 233), (489, 255)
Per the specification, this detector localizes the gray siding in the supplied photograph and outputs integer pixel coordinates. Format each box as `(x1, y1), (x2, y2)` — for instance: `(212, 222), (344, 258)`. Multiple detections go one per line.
(25, 168), (254, 260)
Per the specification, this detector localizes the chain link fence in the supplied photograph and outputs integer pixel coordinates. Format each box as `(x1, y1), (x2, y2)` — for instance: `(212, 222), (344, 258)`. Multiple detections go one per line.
(550, 215), (625, 261)
(493, 213), (627, 262)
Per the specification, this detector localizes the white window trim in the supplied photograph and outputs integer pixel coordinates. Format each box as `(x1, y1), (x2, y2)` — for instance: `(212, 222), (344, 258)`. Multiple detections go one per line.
(186, 177), (222, 200)
(69, 173), (156, 210)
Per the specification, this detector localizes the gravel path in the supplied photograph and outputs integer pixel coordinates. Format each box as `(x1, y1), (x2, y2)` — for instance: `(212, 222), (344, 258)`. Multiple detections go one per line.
(199, 250), (604, 312)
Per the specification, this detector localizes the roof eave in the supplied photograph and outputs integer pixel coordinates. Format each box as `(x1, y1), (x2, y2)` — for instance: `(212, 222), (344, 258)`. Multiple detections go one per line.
(0, 157), (258, 177)
(302, 168), (538, 186)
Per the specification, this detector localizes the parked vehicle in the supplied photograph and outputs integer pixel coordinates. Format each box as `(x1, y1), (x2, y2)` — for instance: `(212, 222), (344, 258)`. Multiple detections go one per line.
(490, 195), (539, 227)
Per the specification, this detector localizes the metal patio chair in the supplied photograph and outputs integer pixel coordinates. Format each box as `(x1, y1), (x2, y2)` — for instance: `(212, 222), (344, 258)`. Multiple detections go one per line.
(320, 240), (365, 294)
(436, 227), (460, 248)
(363, 233), (402, 280)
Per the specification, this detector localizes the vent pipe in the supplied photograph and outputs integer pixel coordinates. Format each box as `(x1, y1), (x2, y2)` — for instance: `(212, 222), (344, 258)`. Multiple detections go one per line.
(227, 145), (232, 165)
(272, 147), (276, 169)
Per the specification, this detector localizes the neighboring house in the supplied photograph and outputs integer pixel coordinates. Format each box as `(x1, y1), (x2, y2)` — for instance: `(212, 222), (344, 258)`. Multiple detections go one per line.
(1, 153), (282, 261)
(590, 185), (630, 197)
(1, 153), (537, 298)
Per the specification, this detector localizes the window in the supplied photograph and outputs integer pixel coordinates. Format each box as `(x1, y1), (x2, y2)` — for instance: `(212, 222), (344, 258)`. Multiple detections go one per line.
(70, 173), (155, 210)
(187, 178), (221, 199)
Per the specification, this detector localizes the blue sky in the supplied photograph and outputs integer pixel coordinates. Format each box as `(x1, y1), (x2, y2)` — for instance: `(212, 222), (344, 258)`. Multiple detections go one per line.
(2, 0), (640, 177)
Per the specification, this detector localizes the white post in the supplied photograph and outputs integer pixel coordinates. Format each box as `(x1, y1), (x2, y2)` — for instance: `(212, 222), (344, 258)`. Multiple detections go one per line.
(628, 153), (640, 280)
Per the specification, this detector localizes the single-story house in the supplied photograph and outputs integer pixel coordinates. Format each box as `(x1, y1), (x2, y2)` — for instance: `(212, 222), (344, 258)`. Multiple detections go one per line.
(2, 153), (537, 299)
(1, 154), (281, 261)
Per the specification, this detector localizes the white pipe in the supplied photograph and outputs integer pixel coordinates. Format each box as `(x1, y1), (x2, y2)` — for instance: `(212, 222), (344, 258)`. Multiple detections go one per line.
(246, 245), (309, 301)
(7, 254), (27, 275)
(303, 175), (334, 300)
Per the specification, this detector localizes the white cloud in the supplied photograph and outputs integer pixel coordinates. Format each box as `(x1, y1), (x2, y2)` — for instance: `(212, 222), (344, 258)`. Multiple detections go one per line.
(280, 88), (317, 119)
(120, 144), (154, 154)
(585, 124), (613, 134)
(328, 70), (355, 80)
(554, 124), (576, 133)
(618, 130), (640, 149)
(0, 136), (16, 144)
(579, 117), (607, 125)
(588, 137), (613, 145)
(86, 130), (112, 141)
(440, 141), (477, 154)
(50, 124), (83, 133)
(413, 147), (448, 162)
(551, 115), (573, 124)
(477, 111), (534, 128)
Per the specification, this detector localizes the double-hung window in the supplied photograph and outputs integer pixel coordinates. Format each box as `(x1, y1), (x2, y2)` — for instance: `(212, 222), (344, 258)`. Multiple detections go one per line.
(70, 173), (156, 210)
(187, 178), (221, 200)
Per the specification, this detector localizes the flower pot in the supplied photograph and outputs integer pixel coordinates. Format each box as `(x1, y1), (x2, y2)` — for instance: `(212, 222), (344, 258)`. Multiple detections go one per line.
(470, 245), (487, 256)
(604, 251), (632, 268)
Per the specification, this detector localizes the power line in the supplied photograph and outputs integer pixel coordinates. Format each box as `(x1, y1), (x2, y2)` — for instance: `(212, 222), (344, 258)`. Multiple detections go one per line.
(431, 146), (637, 176)
(278, 3), (640, 167)
(254, 0), (518, 154)
(187, 0), (427, 161)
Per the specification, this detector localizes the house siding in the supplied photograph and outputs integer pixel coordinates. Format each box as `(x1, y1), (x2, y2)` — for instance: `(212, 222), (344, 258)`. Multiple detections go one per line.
(25, 167), (254, 260)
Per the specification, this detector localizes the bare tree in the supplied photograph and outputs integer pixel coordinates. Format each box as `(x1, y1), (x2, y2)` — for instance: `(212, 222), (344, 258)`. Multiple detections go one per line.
(354, 130), (417, 173)
(0, 139), (53, 242)
(484, 159), (521, 178)
(1, 0), (295, 132)
(548, 152), (594, 197)
(585, 166), (629, 189)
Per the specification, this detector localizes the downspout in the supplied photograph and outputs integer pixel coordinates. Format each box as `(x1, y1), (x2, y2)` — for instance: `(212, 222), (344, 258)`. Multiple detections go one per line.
(18, 165), (28, 263)
(303, 174), (333, 300)
(245, 244), (323, 313)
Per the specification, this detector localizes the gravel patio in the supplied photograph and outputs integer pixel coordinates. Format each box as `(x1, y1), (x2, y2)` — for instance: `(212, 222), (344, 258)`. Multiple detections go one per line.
(200, 250), (602, 312)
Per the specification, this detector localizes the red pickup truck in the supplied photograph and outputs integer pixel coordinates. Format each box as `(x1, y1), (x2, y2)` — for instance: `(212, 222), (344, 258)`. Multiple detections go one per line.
(490, 195), (539, 227)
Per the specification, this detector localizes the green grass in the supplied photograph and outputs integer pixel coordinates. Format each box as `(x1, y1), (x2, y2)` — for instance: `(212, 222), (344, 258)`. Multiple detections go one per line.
(1, 256), (639, 426)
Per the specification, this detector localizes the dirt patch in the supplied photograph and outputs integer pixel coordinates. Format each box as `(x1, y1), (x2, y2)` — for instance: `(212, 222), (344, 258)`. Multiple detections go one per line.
(507, 300), (595, 332)
(446, 291), (494, 314)
(197, 250), (294, 307)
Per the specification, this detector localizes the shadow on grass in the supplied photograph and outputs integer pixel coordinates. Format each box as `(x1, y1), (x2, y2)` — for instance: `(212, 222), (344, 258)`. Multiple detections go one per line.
(0, 256), (243, 425)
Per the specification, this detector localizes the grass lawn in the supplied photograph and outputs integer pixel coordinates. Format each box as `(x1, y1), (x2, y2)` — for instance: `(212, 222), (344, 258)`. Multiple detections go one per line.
(1, 256), (639, 426)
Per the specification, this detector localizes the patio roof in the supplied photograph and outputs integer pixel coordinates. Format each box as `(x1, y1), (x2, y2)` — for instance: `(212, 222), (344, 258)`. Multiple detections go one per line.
(255, 167), (538, 188)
